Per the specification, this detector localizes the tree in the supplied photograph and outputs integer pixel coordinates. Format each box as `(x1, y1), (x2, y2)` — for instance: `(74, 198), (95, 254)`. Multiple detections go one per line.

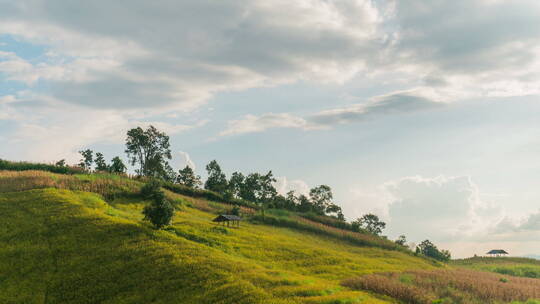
(177, 166), (202, 188)
(239, 173), (260, 202)
(204, 160), (228, 194)
(125, 125), (172, 178)
(109, 156), (127, 174)
(142, 188), (174, 229)
(94, 152), (109, 172)
(309, 185), (333, 215)
(55, 159), (66, 167)
(256, 171), (277, 203)
(395, 235), (407, 246)
(355, 214), (386, 235)
(228, 171), (245, 198)
(78, 149), (93, 171)
(141, 179), (174, 229)
(417, 239), (451, 261)
(297, 194), (313, 213)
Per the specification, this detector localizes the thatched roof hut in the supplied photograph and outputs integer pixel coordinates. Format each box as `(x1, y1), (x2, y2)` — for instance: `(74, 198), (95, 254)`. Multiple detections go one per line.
(212, 214), (242, 227)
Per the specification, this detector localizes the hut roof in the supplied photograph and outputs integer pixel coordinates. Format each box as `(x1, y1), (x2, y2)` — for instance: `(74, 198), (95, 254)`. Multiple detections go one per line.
(487, 249), (508, 254)
(212, 214), (242, 222)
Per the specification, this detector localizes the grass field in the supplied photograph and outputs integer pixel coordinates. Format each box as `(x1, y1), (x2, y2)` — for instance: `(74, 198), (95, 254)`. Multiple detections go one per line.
(0, 171), (438, 303)
(453, 257), (540, 279)
(2, 170), (540, 303)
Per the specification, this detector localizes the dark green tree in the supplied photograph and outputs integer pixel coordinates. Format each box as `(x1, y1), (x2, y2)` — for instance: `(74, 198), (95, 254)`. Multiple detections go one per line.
(204, 160), (228, 194)
(355, 213), (386, 235)
(94, 152), (109, 172)
(125, 125), (172, 178)
(109, 156), (127, 174)
(239, 173), (260, 201)
(309, 185), (333, 215)
(297, 194), (313, 213)
(416, 240), (451, 261)
(55, 159), (67, 167)
(78, 149), (93, 172)
(177, 166), (202, 188)
(228, 171), (245, 198)
(142, 188), (174, 229)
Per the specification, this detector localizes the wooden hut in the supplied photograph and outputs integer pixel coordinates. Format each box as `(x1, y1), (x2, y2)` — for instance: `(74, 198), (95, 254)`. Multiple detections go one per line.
(486, 249), (508, 257)
(212, 214), (242, 227)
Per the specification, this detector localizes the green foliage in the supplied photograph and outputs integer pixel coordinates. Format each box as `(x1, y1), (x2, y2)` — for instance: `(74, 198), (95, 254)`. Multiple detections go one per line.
(353, 214), (386, 235)
(143, 193), (174, 229)
(109, 156), (127, 174)
(78, 149), (94, 171)
(417, 240), (451, 262)
(204, 160), (228, 194)
(125, 125), (172, 178)
(94, 152), (109, 172)
(177, 165), (202, 188)
(309, 185), (333, 215)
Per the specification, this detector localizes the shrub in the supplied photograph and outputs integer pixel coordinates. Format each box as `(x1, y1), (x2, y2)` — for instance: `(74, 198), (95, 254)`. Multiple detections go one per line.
(142, 192), (174, 229)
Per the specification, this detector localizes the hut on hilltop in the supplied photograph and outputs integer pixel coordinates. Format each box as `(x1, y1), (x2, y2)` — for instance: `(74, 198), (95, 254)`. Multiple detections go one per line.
(487, 249), (508, 257)
(212, 214), (242, 227)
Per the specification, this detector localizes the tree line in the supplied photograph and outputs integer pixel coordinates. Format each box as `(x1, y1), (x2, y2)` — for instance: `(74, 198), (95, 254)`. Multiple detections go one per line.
(71, 125), (451, 261)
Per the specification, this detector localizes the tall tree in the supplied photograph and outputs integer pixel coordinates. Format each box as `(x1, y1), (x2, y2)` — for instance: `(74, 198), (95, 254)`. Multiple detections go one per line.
(204, 160), (228, 194)
(228, 171), (245, 198)
(177, 166), (202, 188)
(355, 213), (386, 235)
(109, 156), (127, 174)
(78, 149), (93, 172)
(94, 152), (109, 172)
(309, 185), (333, 215)
(125, 125), (172, 178)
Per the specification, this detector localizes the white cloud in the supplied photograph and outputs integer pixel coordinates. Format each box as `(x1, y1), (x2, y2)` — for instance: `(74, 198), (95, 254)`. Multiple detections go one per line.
(274, 176), (310, 196)
(0, 0), (382, 111)
(219, 113), (325, 137)
(1, 95), (204, 163)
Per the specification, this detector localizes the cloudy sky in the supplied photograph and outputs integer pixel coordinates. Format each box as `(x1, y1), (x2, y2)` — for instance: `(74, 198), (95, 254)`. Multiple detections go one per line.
(2, 0), (540, 258)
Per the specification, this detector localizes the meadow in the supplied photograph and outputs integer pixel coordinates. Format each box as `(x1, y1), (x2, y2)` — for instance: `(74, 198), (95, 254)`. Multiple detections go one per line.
(2, 170), (540, 303)
(0, 171), (435, 303)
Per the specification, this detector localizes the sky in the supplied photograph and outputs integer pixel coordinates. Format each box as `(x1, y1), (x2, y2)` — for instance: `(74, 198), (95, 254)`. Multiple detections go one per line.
(1, 0), (540, 258)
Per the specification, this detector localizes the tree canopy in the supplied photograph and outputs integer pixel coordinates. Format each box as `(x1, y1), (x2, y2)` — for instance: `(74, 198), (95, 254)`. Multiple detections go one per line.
(125, 125), (172, 178)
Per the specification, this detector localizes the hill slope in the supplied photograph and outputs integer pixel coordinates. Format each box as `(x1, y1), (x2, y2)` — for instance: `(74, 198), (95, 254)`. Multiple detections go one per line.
(0, 171), (439, 304)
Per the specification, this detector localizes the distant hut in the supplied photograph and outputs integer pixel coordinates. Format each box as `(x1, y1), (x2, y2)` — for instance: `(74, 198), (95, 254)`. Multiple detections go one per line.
(487, 249), (509, 257)
(212, 214), (242, 227)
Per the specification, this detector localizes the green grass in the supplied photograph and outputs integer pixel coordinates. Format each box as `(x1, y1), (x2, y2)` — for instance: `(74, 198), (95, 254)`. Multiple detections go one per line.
(453, 256), (540, 279)
(3, 170), (539, 303)
(0, 180), (437, 303)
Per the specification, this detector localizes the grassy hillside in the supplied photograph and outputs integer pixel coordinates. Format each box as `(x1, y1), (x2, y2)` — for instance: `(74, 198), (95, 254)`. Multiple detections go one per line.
(2, 170), (540, 303)
(0, 171), (439, 304)
(453, 257), (540, 279)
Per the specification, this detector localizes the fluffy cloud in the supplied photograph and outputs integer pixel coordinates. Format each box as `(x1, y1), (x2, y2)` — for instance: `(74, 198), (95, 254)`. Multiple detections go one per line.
(384, 175), (503, 241)
(273, 176), (310, 196)
(0, 0), (381, 111)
